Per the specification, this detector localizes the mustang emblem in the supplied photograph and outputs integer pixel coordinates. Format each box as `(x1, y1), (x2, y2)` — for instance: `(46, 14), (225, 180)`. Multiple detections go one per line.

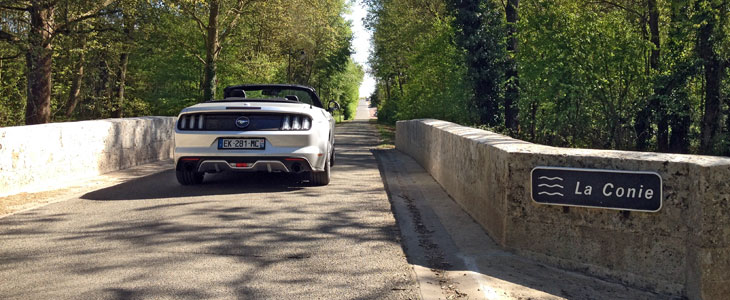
(235, 116), (250, 129)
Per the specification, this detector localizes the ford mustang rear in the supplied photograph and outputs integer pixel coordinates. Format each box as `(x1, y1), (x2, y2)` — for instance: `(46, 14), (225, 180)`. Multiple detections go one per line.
(174, 84), (338, 185)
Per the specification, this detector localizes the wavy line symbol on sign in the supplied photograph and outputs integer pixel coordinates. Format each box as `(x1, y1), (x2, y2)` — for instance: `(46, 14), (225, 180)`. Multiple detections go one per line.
(536, 174), (565, 197)
(538, 184), (564, 189)
(538, 191), (565, 196)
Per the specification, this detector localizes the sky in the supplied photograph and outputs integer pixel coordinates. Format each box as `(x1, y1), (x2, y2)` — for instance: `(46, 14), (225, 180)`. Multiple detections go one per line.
(345, 1), (376, 98)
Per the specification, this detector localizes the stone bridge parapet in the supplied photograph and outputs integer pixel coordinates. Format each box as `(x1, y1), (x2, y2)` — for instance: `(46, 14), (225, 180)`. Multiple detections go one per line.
(396, 119), (730, 300)
(0, 117), (175, 197)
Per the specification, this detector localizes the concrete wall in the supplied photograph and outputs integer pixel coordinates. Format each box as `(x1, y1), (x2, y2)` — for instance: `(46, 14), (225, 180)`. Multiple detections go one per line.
(0, 117), (175, 197)
(396, 119), (730, 300)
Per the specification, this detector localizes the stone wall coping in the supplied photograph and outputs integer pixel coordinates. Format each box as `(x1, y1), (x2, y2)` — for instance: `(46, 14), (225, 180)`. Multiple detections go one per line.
(412, 119), (730, 167)
(1, 116), (171, 130)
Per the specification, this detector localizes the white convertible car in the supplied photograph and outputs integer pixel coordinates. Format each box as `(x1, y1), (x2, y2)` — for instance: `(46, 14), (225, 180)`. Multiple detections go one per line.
(173, 84), (339, 186)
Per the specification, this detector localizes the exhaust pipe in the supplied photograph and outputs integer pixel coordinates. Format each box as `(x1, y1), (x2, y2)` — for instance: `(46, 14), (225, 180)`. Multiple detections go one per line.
(180, 158), (200, 172)
(291, 163), (302, 173)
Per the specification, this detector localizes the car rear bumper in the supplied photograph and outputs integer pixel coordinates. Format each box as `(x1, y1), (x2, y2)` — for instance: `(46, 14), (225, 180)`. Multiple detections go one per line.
(174, 130), (330, 172)
(176, 156), (314, 174)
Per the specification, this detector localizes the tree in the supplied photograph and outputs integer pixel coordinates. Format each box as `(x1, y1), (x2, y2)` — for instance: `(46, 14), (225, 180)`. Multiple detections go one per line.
(696, 0), (728, 154)
(504, 0), (519, 132)
(365, 0), (728, 155)
(110, 10), (134, 118)
(0, 0), (115, 124)
(171, 0), (254, 101)
(451, 0), (504, 126)
(634, 0), (667, 151)
(63, 30), (86, 117)
(657, 1), (695, 154)
(0, 0), (361, 126)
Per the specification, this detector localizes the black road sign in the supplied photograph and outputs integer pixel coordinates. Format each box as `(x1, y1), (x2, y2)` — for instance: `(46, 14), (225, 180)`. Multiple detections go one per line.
(530, 166), (662, 212)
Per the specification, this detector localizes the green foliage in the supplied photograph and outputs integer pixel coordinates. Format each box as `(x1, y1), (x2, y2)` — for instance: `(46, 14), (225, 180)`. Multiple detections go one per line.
(367, 0), (473, 125)
(451, 0), (505, 126)
(518, 0), (652, 149)
(2, 0), (728, 155)
(324, 59), (364, 120)
(374, 87), (399, 124)
(129, 5), (203, 116)
(0, 0), (360, 126)
(366, 0), (730, 155)
(0, 57), (25, 127)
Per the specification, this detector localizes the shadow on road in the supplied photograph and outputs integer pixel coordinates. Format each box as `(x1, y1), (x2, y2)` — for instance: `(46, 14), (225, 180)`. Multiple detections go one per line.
(0, 120), (419, 299)
(81, 171), (305, 201)
(82, 120), (382, 201)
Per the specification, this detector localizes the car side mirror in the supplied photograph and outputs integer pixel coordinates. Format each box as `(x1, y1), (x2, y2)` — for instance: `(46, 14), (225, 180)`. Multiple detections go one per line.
(327, 101), (341, 113)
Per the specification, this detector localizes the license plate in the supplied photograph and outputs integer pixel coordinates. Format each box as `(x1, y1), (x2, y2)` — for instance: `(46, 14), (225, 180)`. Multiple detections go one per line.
(218, 138), (266, 149)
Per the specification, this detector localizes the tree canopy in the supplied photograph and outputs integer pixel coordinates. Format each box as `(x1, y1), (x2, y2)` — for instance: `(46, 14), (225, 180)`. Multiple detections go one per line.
(367, 0), (730, 156)
(0, 0), (363, 126)
(3, 0), (728, 156)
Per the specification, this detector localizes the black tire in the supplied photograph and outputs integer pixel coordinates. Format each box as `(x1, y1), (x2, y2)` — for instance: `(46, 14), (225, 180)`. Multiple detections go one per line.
(330, 146), (335, 166)
(176, 165), (204, 185)
(309, 156), (331, 186)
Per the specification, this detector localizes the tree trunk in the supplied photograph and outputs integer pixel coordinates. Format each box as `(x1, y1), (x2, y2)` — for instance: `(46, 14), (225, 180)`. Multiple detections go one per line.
(504, 0), (519, 132)
(649, 0), (669, 152)
(635, 0), (664, 151)
(648, 0), (660, 71)
(664, 1), (693, 153)
(634, 107), (651, 150)
(726, 94), (730, 156)
(111, 52), (128, 118)
(698, 11), (722, 154)
(25, 2), (54, 125)
(655, 106), (669, 152)
(95, 60), (110, 119)
(668, 98), (690, 153)
(202, 0), (220, 101)
(529, 98), (537, 141)
(65, 36), (86, 117)
(111, 14), (133, 118)
(25, 52), (32, 113)
(287, 50), (292, 82)
(397, 73), (404, 95)
(385, 79), (391, 101)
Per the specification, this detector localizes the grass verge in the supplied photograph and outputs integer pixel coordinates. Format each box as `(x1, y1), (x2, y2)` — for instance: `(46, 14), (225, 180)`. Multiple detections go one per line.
(370, 119), (395, 149)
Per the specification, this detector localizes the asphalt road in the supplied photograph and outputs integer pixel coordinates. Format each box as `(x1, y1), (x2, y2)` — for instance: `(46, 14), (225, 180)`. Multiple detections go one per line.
(0, 121), (419, 299)
(1, 110), (667, 299)
(354, 98), (376, 120)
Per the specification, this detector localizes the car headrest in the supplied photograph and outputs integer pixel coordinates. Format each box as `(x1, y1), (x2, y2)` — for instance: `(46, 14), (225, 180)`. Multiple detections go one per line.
(285, 95), (299, 102)
(228, 89), (246, 98)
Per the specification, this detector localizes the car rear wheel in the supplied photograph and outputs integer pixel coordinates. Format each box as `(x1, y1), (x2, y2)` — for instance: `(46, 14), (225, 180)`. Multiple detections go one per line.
(309, 156), (331, 186)
(330, 146), (335, 166)
(176, 163), (204, 185)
